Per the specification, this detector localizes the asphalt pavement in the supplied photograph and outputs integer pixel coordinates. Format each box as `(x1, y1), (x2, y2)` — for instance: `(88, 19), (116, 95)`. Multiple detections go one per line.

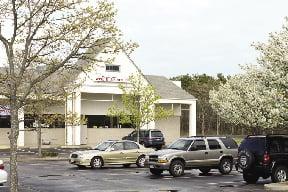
(0, 148), (286, 191)
(0, 160), (272, 192)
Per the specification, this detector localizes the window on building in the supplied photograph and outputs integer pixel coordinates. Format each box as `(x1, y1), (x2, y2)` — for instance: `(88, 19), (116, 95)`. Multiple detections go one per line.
(106, 65), (120, 72)
(24, 114), (65, 128)
(0, 115), (10, 128)
(86, 115), (133, 128)
(180, 104), (190, 137)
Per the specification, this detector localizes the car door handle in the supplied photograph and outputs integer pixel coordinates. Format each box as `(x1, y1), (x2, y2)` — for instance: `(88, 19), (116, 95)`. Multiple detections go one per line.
(120, 152), (124, 154)
(205, 152), (208, 154)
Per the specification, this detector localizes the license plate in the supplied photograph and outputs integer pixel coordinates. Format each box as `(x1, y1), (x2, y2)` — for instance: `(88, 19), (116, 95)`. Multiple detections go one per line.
(149, 165), (154, 168)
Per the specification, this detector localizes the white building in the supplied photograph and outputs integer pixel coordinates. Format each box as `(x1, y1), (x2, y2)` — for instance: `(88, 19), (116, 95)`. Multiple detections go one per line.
(0, 53), (197, 147)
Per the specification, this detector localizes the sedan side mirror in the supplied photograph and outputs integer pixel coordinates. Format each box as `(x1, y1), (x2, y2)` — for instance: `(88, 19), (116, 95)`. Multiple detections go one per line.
(109, 147), (115, 152)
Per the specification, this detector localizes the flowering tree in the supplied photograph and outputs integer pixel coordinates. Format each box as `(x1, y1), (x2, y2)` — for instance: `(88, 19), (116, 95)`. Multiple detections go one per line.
(210, 18), (288, 133)
(108, 74), (173, 143)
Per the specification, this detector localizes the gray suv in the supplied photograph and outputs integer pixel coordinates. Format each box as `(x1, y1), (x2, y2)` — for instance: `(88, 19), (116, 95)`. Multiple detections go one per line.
(147, 136), (238, 177)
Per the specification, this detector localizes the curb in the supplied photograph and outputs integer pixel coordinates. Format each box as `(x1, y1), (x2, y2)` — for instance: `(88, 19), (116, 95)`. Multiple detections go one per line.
(264, 182), (288, 191)
(2, 157), (69, 163)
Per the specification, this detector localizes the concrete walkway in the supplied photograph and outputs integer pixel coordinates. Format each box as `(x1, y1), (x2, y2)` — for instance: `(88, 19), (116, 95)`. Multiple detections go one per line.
(264, 182), (288, 191)
(0, 147), (90, 163)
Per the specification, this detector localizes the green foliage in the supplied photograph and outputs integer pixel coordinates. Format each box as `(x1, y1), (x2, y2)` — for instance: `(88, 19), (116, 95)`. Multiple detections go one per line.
(41, 150), (59, 157)
(108, 74), (173, 130)
(171, 74), (230, 135)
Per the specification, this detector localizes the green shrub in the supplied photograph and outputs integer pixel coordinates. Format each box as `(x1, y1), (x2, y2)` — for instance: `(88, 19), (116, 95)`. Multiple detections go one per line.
(42, 151), (58, 157)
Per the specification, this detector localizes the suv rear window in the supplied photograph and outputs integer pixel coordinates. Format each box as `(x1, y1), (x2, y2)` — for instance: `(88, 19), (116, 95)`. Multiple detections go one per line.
(267, 136), (288, 153)
(151, 131), (163, 137)
(220, 138), (238, 149)
(208, 139), (221, 150)
(239, 137), (266, 154)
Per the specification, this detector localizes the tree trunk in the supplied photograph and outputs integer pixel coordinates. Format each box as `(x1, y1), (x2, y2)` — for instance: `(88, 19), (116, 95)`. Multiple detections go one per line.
(36, 120), (42, 157)
(9, 99), (19, 192)
(216, 115), (220, 136)
(201, 113), (205, 136)
(136, 126), (140, 143)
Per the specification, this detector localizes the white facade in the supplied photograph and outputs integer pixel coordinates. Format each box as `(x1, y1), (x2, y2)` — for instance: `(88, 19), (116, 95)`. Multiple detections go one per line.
(14, 52), (197, 147)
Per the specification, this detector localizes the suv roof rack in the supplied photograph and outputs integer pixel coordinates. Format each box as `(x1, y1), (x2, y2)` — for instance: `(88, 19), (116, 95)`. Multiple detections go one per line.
(246, 134), (288, 138)
(246, 135), (266, 138)
(187, 136), (231, 139)
(266, 134), (288, 137)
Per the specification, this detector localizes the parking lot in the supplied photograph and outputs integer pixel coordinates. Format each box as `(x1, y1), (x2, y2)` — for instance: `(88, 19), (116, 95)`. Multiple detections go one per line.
(0, 160), (272, 192)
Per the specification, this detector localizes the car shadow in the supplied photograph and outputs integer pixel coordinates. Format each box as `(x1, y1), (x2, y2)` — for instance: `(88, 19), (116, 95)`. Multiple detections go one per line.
(69, 165), (145, 170)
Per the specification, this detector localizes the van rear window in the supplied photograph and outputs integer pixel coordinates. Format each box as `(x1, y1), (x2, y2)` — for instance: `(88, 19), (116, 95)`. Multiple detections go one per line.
(151, 131), (163, 137)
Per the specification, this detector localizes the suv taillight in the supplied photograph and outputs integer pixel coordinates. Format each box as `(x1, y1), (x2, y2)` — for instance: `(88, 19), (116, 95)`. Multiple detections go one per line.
(263, 151), (270, 165)
(0, 164), (4, 170)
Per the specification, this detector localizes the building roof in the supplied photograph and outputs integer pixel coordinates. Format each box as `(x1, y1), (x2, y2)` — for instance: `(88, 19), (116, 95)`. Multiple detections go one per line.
(145, 75), (196, 100)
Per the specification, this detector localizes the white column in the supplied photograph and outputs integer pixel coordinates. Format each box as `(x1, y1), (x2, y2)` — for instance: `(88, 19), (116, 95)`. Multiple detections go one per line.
(189, 101), (197, 136)
(74, 92), (81, 145)
(66, 93), (73, 145)
(65, 92), (81, 146)
(17, 107), (25, 147)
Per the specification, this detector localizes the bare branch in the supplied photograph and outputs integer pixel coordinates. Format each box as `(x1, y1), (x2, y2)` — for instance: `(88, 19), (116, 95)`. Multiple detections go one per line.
(11, 0), (17, 43)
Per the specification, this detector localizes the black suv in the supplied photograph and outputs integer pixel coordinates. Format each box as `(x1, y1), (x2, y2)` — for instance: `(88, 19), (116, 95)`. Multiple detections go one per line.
(122, 129), (165, 150)
(237, 135), (288, 183)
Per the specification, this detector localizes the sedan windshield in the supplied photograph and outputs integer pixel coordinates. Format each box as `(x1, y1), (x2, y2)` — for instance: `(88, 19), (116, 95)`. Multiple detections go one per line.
(94, 141), (114, 151)
(168, 139), (193, 151)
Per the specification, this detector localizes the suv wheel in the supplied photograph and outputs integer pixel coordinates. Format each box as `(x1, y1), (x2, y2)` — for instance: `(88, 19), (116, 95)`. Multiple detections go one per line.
(271, 165), (288, 183)
(238, 150), (254, 170)
(219, 158), (233, 175)
(150, 168), (163, 176)
(199, 168), (211, 175)
(243, 171), (259, 184)
(169, 160), (184, 177)
(90, 157), (103, 169)
(136, 155), (146, 168)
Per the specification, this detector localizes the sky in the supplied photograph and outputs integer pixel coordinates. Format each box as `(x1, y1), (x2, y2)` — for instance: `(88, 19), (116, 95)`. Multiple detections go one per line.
(114, 0), (288, 78)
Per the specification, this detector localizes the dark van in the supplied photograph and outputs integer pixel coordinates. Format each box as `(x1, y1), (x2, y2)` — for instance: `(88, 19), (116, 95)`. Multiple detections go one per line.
(122, 129), (165, 150)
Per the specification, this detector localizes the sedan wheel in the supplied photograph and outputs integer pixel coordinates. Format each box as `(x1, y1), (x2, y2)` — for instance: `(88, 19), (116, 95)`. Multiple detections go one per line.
(136, 155), (146, 168)
(90, 157), (103, 169)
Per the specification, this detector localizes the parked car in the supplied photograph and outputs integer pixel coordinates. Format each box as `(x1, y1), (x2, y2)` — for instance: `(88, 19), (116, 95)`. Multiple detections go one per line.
(237, 134), (288, 184)
(146, 136), (238, 177)
(0, 160), (7, 186)
(69, 140), (154, 169)
(122, 129), (165, 149)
